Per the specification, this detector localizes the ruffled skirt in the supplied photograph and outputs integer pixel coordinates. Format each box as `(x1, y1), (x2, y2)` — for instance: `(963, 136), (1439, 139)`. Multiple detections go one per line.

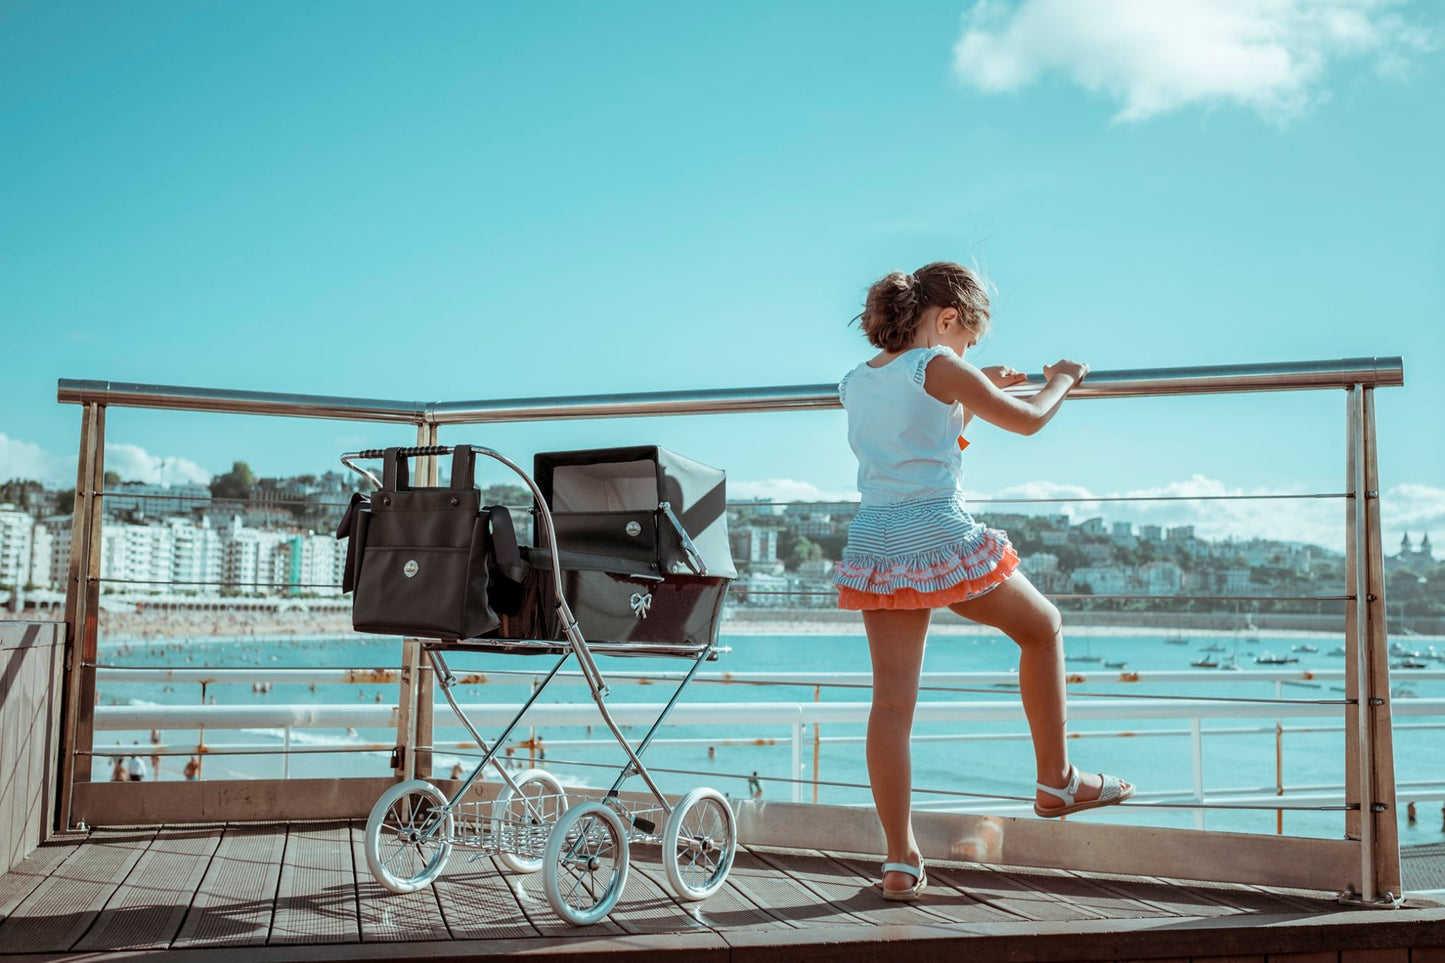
(833, 494), (1018, 610)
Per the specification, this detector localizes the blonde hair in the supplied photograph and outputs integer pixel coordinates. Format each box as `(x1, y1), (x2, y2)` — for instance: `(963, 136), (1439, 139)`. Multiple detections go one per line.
(858, 261), (991, 352)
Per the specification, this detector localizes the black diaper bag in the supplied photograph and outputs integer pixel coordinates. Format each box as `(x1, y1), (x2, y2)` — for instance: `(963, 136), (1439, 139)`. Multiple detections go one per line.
(337, 445), (524, 641)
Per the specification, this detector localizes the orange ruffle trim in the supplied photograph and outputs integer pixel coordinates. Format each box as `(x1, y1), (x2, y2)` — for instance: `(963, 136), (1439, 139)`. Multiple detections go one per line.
(836, 546), (1020, 611)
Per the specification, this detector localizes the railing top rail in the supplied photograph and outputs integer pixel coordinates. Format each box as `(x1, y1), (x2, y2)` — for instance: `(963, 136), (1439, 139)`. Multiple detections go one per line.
(57, 357), (1404, 424)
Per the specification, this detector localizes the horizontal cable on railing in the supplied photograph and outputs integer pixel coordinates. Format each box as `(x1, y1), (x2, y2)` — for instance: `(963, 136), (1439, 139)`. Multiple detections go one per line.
(97, 491), (358, 510)
(94, 666), (1445, 685)
(740, 590), (1354, 602)
(96, 578), (345, 590)
(728, 493), (1350, 508)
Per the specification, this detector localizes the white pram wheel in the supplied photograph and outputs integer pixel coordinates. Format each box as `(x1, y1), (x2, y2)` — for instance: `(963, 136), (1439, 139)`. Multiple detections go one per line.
(493, 768), (568, 873)
(365, 779), (454, 893)
(542, 801), (630, 925)
(661, 787), (736, 900)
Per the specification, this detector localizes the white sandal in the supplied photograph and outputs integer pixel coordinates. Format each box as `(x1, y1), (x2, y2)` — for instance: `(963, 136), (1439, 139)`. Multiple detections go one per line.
(879, 861), (927, 901)
(1035, 764), (1134, 818)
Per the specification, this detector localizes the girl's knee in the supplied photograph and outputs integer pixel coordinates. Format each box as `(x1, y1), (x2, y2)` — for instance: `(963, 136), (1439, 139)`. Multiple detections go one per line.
(1012, 602), (1063, 649)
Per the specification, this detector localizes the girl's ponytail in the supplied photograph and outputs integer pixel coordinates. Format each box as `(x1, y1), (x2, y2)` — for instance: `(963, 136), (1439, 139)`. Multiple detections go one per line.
(856, 262), (991, 352)
(859, 271), (924, 352)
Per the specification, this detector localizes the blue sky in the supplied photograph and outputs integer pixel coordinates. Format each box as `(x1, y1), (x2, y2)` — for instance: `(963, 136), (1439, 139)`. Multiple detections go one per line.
(1, 0), (1441, 552)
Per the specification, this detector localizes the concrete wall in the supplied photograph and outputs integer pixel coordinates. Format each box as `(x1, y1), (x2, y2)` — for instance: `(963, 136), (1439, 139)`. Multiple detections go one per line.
(0, 621), (64, 874)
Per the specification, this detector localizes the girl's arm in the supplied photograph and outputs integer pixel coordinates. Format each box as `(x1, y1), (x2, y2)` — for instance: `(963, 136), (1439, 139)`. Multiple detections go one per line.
(925, 355), (1087, 436)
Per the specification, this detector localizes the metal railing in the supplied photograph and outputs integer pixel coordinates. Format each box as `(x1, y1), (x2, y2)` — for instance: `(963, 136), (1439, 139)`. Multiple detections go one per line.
(88, 666), (1445, 830)
(57, 356), (1406, 901)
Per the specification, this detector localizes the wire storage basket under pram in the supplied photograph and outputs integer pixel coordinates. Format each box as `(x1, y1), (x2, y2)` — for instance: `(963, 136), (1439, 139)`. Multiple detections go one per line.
(337, 443), (738, 925)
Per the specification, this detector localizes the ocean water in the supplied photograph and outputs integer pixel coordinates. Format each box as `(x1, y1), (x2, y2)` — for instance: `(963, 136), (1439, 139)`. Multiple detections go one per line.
(93, 628), (1445, 847)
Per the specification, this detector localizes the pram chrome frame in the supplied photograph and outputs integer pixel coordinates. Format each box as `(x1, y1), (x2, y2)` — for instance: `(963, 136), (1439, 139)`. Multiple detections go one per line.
(341, 444), (736, 924)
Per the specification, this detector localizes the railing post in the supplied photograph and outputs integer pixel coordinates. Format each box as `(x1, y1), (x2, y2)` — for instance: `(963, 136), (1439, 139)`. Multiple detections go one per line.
(792, 718), (803, 803)
(812, 684), (821, 805)
(1343, 385), (1402, 902)
(57, 401), (106, 831)
(1275, 680), (1285, 835)
(1190, 717), (1205, 830)
(393, 421), (438, 783)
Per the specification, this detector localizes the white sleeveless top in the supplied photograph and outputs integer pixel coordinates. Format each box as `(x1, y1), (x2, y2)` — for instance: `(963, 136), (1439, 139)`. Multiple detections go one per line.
(839, 346), (965, 507)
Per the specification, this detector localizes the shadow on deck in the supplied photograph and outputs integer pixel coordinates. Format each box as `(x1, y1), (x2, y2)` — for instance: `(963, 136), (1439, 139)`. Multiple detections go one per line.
(0, 823), (1442, 962)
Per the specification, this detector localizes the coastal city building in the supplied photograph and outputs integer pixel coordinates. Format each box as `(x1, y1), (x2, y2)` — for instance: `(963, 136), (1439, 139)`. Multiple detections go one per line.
(0, 473), (1438, 617)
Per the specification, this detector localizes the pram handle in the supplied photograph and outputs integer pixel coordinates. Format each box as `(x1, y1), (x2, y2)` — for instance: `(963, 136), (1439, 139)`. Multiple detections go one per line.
(341, 446), (462, 491)
(354, 445), (450, 460)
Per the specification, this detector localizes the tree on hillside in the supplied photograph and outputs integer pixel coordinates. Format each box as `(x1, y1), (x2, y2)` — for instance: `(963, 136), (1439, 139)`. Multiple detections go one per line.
(788, 535), (824, 570)
(210, 462), (255, 503)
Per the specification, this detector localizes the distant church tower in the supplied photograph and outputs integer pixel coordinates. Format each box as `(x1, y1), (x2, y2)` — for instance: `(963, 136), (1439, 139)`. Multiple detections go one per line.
(1423, 533), (1433, 559)
(1401, 532), (1413, 556)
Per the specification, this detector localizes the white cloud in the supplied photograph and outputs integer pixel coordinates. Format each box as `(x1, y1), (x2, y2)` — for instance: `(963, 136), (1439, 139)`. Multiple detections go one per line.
(0, 434), (212, 488)
(952, 0), (1436, 122)
(102, 444), (212, 487)
(0, 434), (72, 487)
(730, 478), (859, 505)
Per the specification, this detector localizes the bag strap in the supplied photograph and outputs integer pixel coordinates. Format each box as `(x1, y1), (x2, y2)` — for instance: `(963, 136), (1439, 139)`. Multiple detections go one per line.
(450, 445), (479, 491)
(487, 505), (526, 582)
(381, 447), (410, 491)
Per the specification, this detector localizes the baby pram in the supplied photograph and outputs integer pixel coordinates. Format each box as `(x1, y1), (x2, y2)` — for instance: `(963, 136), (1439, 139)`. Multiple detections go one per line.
(338, 443), (737, 925)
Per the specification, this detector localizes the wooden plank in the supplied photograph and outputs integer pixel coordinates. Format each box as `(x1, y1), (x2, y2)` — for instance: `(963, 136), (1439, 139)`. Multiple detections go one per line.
(1340, 951), (1409, 963)
(984, 863), (1175, 921)
(630, 855), (791, 933)
(497, 864), (628, 938)
(268, 822), (359, 945)
(924, 860), (1108, 923)
(711, 847), (852, 930)
(432, 855), (539, 941)
(72, 825), (221, 951)
(1139, 876), (1330, 917)
(1267, 953), (1340, 962)
(826, 853), (1026, 925)
(1054, 869), (1242, 919)
(747, 847), (945, 928)
(0, 826), (153, 952)
(608, 848), (712, 937)
(350, 823), (450, 943)
(172, 823), (286, 948)
(0, 837), (84, 918)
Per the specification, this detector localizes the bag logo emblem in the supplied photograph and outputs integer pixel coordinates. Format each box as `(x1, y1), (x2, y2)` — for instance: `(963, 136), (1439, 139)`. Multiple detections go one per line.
(629, 592), (652, 620)
(403, 560), (419, 578)
(625, 521), (642, 537)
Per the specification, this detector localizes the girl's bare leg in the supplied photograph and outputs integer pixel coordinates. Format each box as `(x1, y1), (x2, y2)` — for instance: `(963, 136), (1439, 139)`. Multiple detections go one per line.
(949, 574), (1126, 809)
(861, 607), (932, 892)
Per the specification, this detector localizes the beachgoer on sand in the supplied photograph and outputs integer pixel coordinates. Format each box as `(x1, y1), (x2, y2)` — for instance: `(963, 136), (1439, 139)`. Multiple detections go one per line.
(125, 754), (148, 781)
(747, 772), (762, 799)
(184, 756), (201, 780)
(834, 262), (1134, 902)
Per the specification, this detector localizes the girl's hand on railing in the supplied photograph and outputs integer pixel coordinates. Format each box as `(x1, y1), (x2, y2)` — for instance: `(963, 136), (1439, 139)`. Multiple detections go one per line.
(980, 365), (1028, 388)
(1043, 359), (1089, 385)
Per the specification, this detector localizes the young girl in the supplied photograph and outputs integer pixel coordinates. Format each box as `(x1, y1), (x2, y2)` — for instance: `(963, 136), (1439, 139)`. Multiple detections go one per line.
(834, 261), (1134, 901)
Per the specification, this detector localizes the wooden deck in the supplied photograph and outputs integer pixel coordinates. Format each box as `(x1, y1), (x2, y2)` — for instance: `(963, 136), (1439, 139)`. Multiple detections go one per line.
(0, 823), (1442, 962)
